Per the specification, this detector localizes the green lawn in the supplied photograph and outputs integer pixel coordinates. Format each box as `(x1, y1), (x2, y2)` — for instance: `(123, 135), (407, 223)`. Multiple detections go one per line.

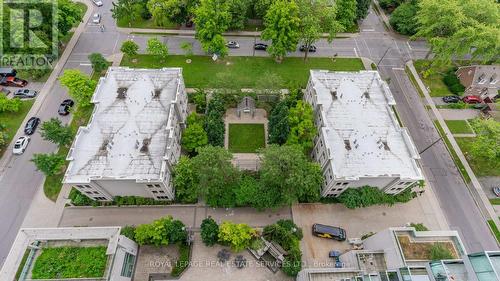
(456, 137), (500, 177)
(228, 124), (265, 153)
(117, 17), (178, 29)
(405, 65), (424, 98)
(0, 100), (35, 158)
(490, 198), (500, 205)
(31, 246), (107, 279)
(121, 55), (364, 88)
(444, 120), (474, 134)
(488, 219), (500, 243)
(433, 120), (471, 182)
(414, 60), (454, 97)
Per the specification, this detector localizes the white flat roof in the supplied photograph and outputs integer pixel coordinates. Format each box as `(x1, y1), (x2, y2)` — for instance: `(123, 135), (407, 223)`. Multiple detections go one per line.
(310, 70), (423, 180)
(64, 67), (183, 183)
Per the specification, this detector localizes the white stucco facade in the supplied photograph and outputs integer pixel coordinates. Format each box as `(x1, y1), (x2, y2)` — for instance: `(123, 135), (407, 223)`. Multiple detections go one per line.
(63, 67), (187, 201)
(305, 70), (424, 197)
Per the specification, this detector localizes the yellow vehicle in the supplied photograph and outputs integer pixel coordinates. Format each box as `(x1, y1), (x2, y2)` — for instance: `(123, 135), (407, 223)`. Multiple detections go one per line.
(312, 223), (346, 241)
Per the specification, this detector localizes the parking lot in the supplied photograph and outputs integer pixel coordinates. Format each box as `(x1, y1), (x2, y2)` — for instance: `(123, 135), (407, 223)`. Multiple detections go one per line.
(292, 195), (446, 268)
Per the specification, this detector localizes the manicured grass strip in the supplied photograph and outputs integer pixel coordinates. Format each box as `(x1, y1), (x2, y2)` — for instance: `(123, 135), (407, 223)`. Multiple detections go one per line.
(489, 198), (500, 205)
(0, 100), (34, 158)
(31, 246), (107, 279)
(228, 124), (265, 153)
(14, 250), (30, 280)
(413, 60), (454, 97)
(455, 137), (500, 177)
(444, 120), (474, 134)
(391, 105), (403, 126)
(121, 55), (364, 88)
(117, 17), (178, 29)
(488, 219), (500, 243)
(405, 65), (424, 98)
(433, 120), (471, 183)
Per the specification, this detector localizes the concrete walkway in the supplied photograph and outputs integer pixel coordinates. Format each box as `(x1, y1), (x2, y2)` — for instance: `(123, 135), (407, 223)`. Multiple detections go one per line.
(406, 61), (500, 234)
(439, 109), (480, 120)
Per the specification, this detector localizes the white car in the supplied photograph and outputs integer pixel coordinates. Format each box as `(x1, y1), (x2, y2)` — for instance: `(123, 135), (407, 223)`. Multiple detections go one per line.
(226, 41), (240, 48)
(92, 0), (103, 6)
(92, 13), (101, 24)
(13, 136), (30, 155)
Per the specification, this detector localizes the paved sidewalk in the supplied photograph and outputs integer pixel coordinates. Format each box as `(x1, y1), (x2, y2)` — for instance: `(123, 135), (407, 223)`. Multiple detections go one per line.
(407, 61), (500, 234)
(439, 109), (480, 120)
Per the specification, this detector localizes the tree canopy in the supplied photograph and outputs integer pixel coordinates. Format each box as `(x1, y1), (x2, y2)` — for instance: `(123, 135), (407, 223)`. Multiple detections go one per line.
(111, 0), (143, 26)
(40, 118), (73, 147)
(194, 0), (231, 57)
(389, 1), (419, 36)
(469, 118), (500, 162)
(31, 153), (66, 176)
(59, 69), (97, 108)
(335, 0), (357, 31)
(88, 53), (109, 74)
(120, 40), (140, 57)
(286, 100), (317, 153)
(146, 37), (169, 61)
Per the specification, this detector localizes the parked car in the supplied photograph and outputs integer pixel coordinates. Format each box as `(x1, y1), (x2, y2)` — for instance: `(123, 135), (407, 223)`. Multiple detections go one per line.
(24, 117), (40, 135)
(13, 89), (37, 99)
(462, 95), (482, 104)
(0, 67), (17, 77)
(92, 0), (103, 6)
(0, 86), (11, 96)
(58, 99), (75, 115)
(12, 136), (30, 155)
(312, 223), (346, 241)
(92, 13), (101, 24)
(254, 43), (268, 50)
(299, 45), (317, 52)
(0, 76), (28, 87)
(493, 187), (500, 197)
(226, 41), (240, 48)
(442, 95), (461, 103)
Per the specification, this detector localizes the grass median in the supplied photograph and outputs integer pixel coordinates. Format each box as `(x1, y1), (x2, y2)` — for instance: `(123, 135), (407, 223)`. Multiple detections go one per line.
(0, 100), (35, 158)
(121, 55), (365, 88)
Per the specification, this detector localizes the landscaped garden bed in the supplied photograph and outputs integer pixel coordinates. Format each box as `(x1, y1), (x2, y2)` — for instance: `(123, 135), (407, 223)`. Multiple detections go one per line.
(31, 246), (107, 279)
(397, 235), (458, 261)
(228, 123), (265, 153)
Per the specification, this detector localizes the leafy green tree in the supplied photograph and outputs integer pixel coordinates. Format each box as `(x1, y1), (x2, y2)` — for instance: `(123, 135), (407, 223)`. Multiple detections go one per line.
(31, 153), (66, 176)
(356, 0), (371, 19)
(253, 0), (272, 18)
(389, 1), (419, 35)
(200, 217), (219, 246)
(194, 0), (231, 57)
(379, 0), (404, 11)
(227, 0), (250, 30)
(59, 69), (97, 108)
(111, 0), (143, 27)
(120, 40), (140, 57)
(204, 96), (226, 146)
(234, 175), (261, 206)
(268, 101), (290, 145)
(338, 186), (414, 208)
(146, 37), (169, 61)
(173, 156), (199, 203)
(415, 0), (500, 68)
(335, 0), (357, 31)
(259, 145), (322, 207)
(182, 123), (208, 153)
(297, 0), (342, 61)
(261, 0), (300, 62)
(57, 0), (85, 36)
(218, 221), (256, 251)
(469, 118), (500, 162)
(191, 90), (207, 113)
(192, 146), (240, 207)
(286, 100), (317, 153)
(134, 216), (187, 246)
(0, 95), (21, 113)
(0, 128), (8, 148)
(40, 118), (73, 147)
(88, 53), (108, 74)
(120, 226), (136, 241)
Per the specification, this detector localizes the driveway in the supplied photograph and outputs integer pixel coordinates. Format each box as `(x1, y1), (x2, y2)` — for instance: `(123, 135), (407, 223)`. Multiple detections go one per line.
(438, 109), (481, 120)
(479, 177), (500, 199)
(292, 198), (445, 269)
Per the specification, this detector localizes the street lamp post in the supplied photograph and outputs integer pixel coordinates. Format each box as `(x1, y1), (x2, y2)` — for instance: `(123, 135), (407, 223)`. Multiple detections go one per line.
(253, 27), (257, 57)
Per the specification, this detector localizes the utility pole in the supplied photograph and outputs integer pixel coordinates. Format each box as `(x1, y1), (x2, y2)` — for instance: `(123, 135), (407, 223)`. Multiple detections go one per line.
(419, 136), (443, 155)
(377, 47), (391, 66)
(253, 27), (257, 57)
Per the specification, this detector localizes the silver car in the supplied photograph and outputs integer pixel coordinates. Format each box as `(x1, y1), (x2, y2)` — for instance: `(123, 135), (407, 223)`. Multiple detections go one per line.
(92, 13), (101, 24)
(92, 0), (103, 6)
(13, 89), (37, 98)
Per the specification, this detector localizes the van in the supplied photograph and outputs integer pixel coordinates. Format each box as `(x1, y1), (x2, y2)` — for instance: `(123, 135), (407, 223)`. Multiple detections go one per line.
(312, 223), (346, 241)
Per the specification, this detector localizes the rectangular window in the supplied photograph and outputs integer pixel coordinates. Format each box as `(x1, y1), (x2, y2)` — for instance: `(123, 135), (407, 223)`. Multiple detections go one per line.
(154, 184), (161, 188)
(84, 185), (91, 188)
(95, 197), (107, 200)
(152, 190), (158, 194)
(76, 185), (84, 188)
(121, 252), (135, 277)
(342, 182), (348, 186)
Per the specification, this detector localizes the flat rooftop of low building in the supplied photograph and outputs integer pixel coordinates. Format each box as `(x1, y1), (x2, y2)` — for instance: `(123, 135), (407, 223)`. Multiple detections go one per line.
(64, 67), (183, 183)
(309, 70), (423, 180)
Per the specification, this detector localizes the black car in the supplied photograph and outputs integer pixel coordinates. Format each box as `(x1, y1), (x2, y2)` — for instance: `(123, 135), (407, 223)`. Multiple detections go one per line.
(312, 223), (346, 241)
(442, 95), (461, 103)
(24, 117), (40, 135)
(58, 99), (74, 115)
(299, 45), (317, 52)
(254, 43), (268, 50)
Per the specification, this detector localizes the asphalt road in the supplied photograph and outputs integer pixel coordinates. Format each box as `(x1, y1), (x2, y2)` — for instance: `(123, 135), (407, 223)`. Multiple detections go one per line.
(0, 1), (496, 266)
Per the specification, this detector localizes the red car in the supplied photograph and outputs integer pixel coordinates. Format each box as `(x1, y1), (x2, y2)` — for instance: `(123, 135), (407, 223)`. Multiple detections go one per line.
(0, 76), (28, 87)
(462, 95), (482, 104)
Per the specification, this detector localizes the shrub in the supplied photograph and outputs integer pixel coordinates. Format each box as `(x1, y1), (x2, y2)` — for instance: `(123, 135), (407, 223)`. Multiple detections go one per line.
(0, 95), (21, 113)
(410, 223), (429, 231)
(218, 221), (256, 252)
(263, 220), (303, 276)
(171, 243), (190, 277)
(448, 101), (468, 109)
(443, 69), (465, 95)
(69, 188), (98, 206)
(173, 156), (199, 204)
(121, 225), (136, 241)
(191, 89), (207, 113)
(389, 2), (418, 35)
(134, 216), (187, 246)
(204, 96), (226, 147)
(429, 244), (454, 260)
(200, 217), (219, 246)
(338, 186), (415, 209)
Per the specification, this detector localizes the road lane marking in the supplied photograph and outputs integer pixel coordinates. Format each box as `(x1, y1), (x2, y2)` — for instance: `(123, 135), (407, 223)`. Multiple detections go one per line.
(391, 67), (404, 70)
(353, 47), (359, 57)
(362, 29), (375, 32)
(406, 41), (413, 50)
(79, 63), (91, 66)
